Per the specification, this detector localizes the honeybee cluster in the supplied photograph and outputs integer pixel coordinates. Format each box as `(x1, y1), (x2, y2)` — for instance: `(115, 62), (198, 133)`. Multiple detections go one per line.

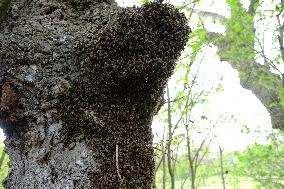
(61, 2), (190, 188)
(0, 0), (189, 188)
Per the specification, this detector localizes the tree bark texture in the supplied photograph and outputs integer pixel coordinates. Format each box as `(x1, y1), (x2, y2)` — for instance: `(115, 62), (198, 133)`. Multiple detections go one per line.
(0, 0), (190, 188)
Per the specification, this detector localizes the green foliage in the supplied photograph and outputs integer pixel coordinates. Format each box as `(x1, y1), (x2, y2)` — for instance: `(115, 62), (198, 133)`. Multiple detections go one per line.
(139, 0), (150, 4)
(156, 141), (284, 189)
(0, 144), (9, 189)
(155, 153), (212, 188)
(221, 0), (257, 65)
(187, 29), (208, 63)
(228, 135), (284, 189)
(275, 86), (284, 106)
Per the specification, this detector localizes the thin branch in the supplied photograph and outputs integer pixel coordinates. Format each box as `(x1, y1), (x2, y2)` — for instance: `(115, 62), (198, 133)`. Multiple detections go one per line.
(166, 85), (175, 189)
(253, 35), (283, 75)
(155, 152), (164, 173)
(116, 144), (122, 183)
(247, 0), (260, 15)
(277, 0), (284, 18)
(276, 0), (284, 85)
(177, 0), (201, 10)
(192, 138), (206, 162)
(188, 0), (198, 21)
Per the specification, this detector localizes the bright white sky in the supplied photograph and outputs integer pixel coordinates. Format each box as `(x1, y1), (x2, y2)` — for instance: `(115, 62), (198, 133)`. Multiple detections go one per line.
(0, 0), (279, 154)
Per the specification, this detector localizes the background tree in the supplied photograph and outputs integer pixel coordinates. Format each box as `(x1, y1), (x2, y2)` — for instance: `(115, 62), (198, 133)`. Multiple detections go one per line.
(190, 0), (284, 130)
(219, 146), (226, 189)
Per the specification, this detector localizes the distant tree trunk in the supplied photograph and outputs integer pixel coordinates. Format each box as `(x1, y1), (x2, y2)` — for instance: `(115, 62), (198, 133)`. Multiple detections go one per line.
(162, 124), (167, 189)
(185, 122), (208, 189)
(166, 85), (175, 189)
(219, 146), (226, 189)
(185, 123), (196, 189)
(0, 0), (189, 188)
(153, 122), (166, 189)
(203, 0), (284, 130)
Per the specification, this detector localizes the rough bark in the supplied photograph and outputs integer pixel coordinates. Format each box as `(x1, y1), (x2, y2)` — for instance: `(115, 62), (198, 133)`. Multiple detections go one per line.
(0, 0), (190, 188)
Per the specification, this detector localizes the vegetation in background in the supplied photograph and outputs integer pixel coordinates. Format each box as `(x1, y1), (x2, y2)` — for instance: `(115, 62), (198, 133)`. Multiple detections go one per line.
(0, 144), (9, 189)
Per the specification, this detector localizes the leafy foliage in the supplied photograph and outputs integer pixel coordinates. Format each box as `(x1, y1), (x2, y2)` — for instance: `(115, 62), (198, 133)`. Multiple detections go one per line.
(0, 144), (9, 189)
(220, 0), (257, 65)
(234, 139), (284, 188)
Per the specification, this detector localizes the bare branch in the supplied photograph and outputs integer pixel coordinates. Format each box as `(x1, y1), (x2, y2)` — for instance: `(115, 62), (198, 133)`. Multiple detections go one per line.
(178, 0), (201, 10)
(166, 85), (175, 189)
(192, 138), (206, 162)
(276, 0), (284, 87)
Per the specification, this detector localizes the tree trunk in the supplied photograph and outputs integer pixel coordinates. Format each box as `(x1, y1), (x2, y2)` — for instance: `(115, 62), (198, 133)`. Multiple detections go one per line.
(0, 0), (190, 188)
(162, 124), (166, 189)
(219, 147), (226, 189)
(185, 124), (195, 189)
(166, 85), (175, 189)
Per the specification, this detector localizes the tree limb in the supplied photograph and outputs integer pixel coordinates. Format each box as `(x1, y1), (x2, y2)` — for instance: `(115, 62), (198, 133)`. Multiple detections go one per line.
(207, 31), (284, 130)
(247, 0), (260, 15)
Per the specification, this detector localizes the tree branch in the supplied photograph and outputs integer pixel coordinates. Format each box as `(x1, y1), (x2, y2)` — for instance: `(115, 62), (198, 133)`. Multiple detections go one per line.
(247, 0), (260, 15)
(276, 0), (284, 88)
(207, 31), (284, 130)
(191, 9), (226, 20)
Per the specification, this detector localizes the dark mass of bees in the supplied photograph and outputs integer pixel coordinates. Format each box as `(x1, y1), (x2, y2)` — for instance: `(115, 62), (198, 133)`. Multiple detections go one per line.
(60, 2), (190, 188)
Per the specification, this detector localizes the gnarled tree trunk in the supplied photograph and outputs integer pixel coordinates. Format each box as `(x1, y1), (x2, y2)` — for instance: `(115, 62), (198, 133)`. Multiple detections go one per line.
(0, 0), (190, 188)
(199, 0), (284, 130)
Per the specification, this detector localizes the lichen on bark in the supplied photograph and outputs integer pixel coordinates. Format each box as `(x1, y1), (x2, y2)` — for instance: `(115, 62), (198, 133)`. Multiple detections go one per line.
(0, 0), (190, 188)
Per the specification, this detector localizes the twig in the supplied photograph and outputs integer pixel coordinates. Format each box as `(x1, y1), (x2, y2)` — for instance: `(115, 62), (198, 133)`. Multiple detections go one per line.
(116, 144), (122, 182)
